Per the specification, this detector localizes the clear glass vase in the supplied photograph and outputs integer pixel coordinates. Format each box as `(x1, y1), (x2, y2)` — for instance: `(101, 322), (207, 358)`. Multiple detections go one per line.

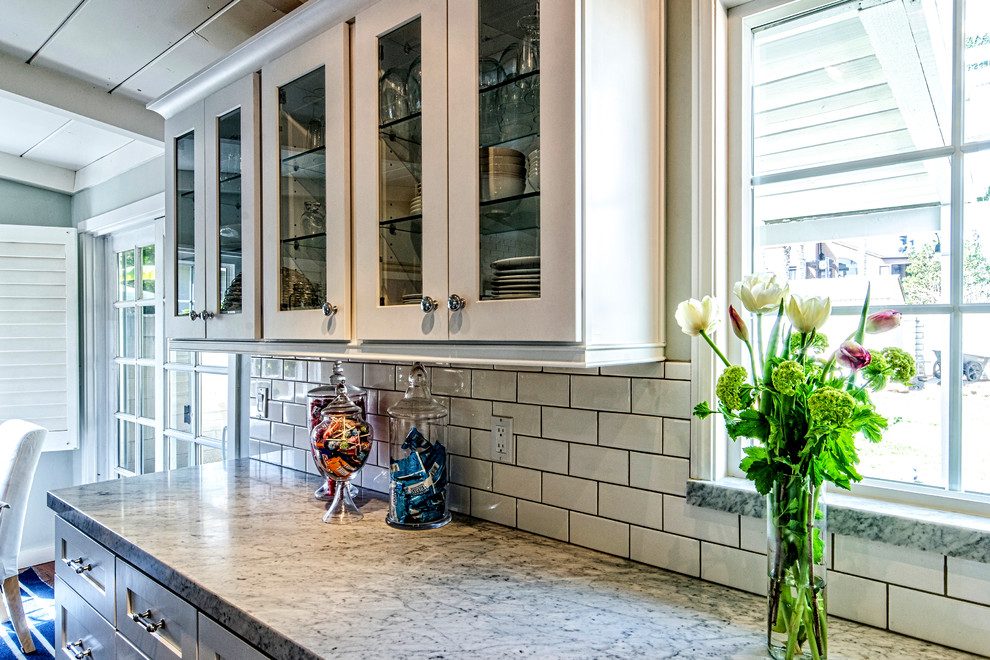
(767, 476), (827, 660)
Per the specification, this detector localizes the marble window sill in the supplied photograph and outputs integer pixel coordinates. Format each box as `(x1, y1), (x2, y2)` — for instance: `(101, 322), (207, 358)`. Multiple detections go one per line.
(686, 478), (990, 564)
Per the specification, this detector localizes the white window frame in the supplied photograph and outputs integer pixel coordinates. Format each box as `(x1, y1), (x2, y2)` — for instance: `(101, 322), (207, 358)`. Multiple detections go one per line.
(163, 352), (234, 469)
(709, 0), (990, 515)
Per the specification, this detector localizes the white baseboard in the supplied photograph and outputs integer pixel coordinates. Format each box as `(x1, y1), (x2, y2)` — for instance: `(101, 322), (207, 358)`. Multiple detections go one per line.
(18, 544), (53, 570)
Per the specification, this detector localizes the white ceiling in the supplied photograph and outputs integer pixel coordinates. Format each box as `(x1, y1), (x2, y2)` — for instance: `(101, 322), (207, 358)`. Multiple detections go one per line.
(0, 0), (307, 193)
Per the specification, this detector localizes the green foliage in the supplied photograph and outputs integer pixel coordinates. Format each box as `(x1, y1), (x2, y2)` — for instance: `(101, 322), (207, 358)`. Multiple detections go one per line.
(903, 238), (990, 304)
(881, 346), (916, 384)
(716, 365), (750, 411)
(772, 360), (805, 395)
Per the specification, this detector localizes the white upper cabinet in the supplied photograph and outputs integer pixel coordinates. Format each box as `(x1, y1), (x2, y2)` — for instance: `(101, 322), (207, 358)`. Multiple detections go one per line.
(261, 25), (351, 340)
(163, 73), (261, 340)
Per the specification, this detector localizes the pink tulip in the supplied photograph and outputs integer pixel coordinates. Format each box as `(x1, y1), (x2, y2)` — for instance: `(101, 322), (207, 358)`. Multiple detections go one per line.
(865, 310), (902, 334)
(729, 305), (749, 343)
(836, 340), (871, 371)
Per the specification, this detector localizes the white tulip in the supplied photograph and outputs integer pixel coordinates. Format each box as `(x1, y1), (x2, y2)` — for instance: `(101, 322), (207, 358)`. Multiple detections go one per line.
(733, 273), (789, 314)
(785, 293), (831, 335)
(676, 296), (721, 337)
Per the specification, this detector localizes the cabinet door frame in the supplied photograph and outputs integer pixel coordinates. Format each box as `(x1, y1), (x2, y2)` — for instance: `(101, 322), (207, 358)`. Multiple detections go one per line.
(353, 0), (449, 341)
(163, 102), (207, 340)
(446, 0), (580, 342)
(203, 73), (261, 340)
(261, 25), (351, 340)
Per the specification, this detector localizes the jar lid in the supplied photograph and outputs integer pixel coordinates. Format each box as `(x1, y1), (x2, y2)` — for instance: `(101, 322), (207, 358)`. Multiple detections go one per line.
(315, 362), (363, 416)
(307, 361), (366, 399)
(387, 363), (448, 421)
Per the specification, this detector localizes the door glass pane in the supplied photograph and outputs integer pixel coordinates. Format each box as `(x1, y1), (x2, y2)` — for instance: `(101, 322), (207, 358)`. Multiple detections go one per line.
(168, 369), (193, 433)
(752, 0), (951, 176)
(479, 0), (541, 301)
(198, 444), (224, 465)
(118, 250), (136, 301)
(379, 19), (423, 307)
(170, 437), (193, 470)
(962, 313), (990, 494)
(141, 424), (156, 474)
(175, 131), (196, 316)
(199, 352), (228, 367)
(753, 158), (950, 306)
(118, 308), (135, 358)
(199, 373), (228, 441)
(278, 68), (327, 312)
(140, 366), (155, 419)
(141, 306), (156, 358)
(141, 245), (155, 299)
(966, 1), (990, 142)
(963, 150), (990, 303)
(217, 108), (244, 314)
(169, 350), (194, 365)
(118, 420), (135, 473)
(119, 364), (135, 415)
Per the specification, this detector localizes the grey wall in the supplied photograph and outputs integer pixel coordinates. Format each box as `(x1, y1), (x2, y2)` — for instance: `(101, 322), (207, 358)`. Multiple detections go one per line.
(71, 155), (164, 226)
(0, 179), (72, 228)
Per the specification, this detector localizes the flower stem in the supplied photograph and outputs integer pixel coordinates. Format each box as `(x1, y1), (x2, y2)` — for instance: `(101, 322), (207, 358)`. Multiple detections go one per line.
(699, 330), (731, 367)
(745, 339), (759, 387)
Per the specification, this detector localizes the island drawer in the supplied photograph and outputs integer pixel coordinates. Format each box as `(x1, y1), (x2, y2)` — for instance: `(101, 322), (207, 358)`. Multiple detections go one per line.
(55, 517), (116, 624)
(116, 631), (151, 659)
(198, 613), (270, 660)
(115, 560), (197, 660)
(55, 576), (115, 660)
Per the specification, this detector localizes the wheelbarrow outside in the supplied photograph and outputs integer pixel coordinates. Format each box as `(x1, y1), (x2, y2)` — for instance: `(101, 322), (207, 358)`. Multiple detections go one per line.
(932, 349), (989, 382)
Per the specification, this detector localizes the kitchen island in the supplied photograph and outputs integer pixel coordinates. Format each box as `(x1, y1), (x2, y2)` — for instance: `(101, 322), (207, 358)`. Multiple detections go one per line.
(48, 459), (978, 659)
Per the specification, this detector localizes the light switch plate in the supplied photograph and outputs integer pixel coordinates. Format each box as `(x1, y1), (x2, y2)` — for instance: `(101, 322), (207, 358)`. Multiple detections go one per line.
(256, 384), (269, 417)
(491, 416), (513, 463)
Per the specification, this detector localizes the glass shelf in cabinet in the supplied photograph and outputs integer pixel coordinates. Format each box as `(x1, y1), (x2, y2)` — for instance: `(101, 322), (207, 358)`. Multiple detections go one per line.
(379, 112), (423, 147)
(479, 191), (539, 235)
(480, 127), (539, 151)
(380, 213), (424, 228)
(478, 69), (539, 95)
(281, 145), (326, 176)
(280, 231), (327, 246)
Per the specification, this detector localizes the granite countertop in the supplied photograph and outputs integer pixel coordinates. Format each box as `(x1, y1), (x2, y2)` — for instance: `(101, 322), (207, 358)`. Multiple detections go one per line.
(47, 459), (979, 660)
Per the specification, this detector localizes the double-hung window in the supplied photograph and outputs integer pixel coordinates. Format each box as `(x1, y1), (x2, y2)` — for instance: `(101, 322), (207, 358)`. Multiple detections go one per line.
(732, 0), (990, 505)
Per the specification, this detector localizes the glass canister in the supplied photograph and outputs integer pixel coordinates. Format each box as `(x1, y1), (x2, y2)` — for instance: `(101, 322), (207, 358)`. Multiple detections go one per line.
(307, 362), (368, 501)
(386, 363), (451, 529)
(310, 382), (373, 524)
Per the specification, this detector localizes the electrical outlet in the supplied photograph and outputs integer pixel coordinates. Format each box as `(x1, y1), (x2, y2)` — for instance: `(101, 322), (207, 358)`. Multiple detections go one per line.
(256, 384), (269, 417)
(491, 416), (513, 463)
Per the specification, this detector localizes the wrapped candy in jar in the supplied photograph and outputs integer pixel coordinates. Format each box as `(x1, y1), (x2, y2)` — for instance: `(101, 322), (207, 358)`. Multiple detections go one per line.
(386, 363), (451, 529)
(306, 362), (367, 501)
(310, 382), (373, 524)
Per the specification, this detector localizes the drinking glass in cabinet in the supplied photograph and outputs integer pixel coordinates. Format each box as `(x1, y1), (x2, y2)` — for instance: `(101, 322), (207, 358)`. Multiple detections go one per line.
(277, 67), (327, 312)
(478, 0), (541, 301)
(174, 131), (196, 315)
(378, 18), (424, 307)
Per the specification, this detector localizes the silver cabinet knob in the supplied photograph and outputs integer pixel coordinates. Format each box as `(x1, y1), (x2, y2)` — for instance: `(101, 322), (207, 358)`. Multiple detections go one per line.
(322, 301), (338, 317)
(420, 296), (438, 313)
(202, 310), (215, 320)
(447, 294), (466, 311)
(189, 310), (201, 321)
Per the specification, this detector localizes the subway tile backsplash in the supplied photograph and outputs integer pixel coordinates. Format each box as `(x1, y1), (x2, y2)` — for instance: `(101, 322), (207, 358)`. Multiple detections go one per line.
(248, 357), (990, 657)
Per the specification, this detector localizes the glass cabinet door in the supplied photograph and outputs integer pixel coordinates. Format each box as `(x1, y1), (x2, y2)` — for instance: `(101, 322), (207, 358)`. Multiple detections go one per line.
(204, 73), (260, 339)
(262, 25), (350, 339)
(447, 0), (578, 342)
(354, 0), (448, 340)
(164, 102), (206, 339)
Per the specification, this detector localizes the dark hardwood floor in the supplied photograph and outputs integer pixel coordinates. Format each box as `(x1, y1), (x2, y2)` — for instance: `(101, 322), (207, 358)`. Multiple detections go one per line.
(30, 562), (55, 587)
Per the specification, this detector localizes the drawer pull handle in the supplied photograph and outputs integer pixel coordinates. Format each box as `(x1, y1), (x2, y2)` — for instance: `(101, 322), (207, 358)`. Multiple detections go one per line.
(63, 557), (92, 574)
(67, 639), (92, 658)
(132, 609), (166, 633)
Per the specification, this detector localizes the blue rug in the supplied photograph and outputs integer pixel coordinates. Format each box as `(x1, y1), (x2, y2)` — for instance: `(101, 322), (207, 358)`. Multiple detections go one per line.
(0, 569), (54, 659)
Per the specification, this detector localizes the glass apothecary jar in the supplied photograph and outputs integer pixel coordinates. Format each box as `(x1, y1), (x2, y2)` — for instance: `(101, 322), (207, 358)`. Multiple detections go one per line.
(307, 362), (367, 501)
(310, 381), (373, 524)
(386, 363), (450, 529)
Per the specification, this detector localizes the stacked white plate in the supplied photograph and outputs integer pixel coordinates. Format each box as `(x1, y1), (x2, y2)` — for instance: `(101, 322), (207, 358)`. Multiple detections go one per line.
(409, 182), (422, 215)
(489, 255), (540, 299)
(481, 147), (526, 200)
(401, 292), (423, 305)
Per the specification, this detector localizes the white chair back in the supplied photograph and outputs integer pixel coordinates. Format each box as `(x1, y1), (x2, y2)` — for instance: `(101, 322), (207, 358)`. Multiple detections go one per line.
(0, 421), (47, 580)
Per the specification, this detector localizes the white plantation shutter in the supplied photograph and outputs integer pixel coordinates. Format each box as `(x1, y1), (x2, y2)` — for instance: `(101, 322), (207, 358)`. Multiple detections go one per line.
(0, 225), (79, 451)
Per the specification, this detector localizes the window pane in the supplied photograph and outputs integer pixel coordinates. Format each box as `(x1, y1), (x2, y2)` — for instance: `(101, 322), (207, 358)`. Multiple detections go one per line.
(141, 245), (155, 299)
(118, 420), (135, 473)
(754, 158), (949, 306)
(167, 370), (193, 433)
(753, 0), (951, 176)
(141, 424), (156, 474)
(140, 366), (155, 419)
(199, 352), (228, 367)
(963, 150), (990, 303)
(169, 350), (194, 365)
(966, 1), (990, 142)
(198, 444), (224, 465)
(169, 437), (193, 470)
(118, 308), (135, 358)
(119, 364), (135, 415)
(118, 250), (136, 301)
(199, 373), (228, 441)
(141, 306), (156, 359)
(962, 314), (990, 494)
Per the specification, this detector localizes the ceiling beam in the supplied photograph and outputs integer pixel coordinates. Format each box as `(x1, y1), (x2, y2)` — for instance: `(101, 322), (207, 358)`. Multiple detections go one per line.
(0, 51), (163, 144)
(0, 151), (75, 193)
